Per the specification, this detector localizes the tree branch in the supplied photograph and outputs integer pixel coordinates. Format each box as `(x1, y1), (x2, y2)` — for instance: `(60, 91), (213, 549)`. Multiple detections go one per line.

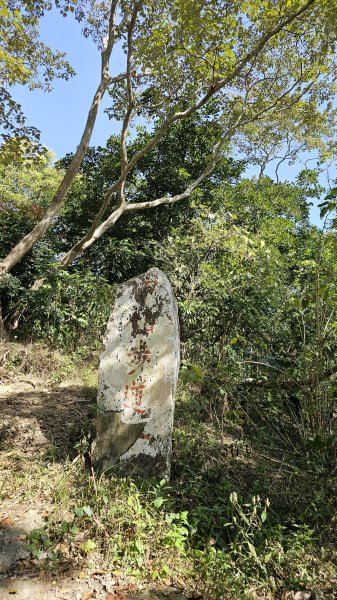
(98, 0), (316, 204)
(46, 49), (318, 275)
(0, 0), (120, 274)
(57, 111), (245, 265)
(1, 0), (317, 278)
(119, 1), (142, 178)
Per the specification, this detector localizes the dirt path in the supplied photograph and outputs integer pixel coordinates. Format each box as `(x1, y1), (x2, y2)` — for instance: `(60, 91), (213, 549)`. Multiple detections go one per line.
(0, 378), (189, 600)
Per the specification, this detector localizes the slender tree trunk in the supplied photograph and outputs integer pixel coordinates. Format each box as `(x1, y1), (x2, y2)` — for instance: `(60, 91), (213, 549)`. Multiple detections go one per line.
(0, 79), (111, 275)
(0, 0), (120, 275)
(0, 0), (315, 278)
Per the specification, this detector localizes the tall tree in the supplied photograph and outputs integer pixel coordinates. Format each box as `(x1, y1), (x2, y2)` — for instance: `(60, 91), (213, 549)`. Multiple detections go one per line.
(1, 0), (337, 276)
(52, 111), (243, 280)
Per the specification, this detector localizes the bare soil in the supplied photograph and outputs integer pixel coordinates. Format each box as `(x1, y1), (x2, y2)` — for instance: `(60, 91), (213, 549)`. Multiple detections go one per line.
(0, 376), (188, 600)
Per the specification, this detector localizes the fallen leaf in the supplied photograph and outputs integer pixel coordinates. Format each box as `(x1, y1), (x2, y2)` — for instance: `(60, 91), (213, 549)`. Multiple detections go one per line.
(8, 589), (17, 594)
(78, 571), (87, 579)
(90, 569), (106, 576)
(81, 591), (96, 600)
(59, 543), (69, 555)
(22, 559), (31, 567)
(38, 569), (45, 577)
(0, 517), (14, 527)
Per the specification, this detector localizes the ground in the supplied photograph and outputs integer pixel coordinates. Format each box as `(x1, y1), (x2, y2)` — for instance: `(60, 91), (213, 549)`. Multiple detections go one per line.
(0, 373), (189, 600)
(1, 343), (337, 600)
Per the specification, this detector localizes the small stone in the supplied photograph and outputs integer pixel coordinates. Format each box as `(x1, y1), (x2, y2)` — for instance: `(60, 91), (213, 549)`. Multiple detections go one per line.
(293, 592), (312, 600)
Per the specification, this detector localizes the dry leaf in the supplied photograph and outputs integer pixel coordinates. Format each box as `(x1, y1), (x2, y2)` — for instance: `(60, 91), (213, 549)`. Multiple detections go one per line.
(78, 571), (87, 579)
(8, 589), (17, 594)
(0, 517), (14, 527)
(59, 543), (69, 555)
(207, 537), (216, 546)
(81, 591), (96, 600)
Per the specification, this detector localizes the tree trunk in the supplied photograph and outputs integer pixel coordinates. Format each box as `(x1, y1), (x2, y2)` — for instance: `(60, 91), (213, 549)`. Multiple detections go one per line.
(0, 0), (120, 275)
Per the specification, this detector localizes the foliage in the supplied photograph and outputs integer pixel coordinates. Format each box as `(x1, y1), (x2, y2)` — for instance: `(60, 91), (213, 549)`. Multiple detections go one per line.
(3, 0), (337, 273)
(0, 150), (63, 213)
(15, 269), (114, 350)
(0, 0), (76, 162)
(2, 419), (336, 598)
(155, 175), (337, 446)
(54, 112), (244, 280)
(2, 9), (337, 593)
(0, 153), (65, 317)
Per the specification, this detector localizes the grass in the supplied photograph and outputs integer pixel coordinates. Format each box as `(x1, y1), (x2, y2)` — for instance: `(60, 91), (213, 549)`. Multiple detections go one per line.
(1, 342), (337, 599)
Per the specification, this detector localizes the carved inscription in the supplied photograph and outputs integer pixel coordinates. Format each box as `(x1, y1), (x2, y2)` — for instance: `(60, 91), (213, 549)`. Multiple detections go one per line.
(92, 268), (180, 479)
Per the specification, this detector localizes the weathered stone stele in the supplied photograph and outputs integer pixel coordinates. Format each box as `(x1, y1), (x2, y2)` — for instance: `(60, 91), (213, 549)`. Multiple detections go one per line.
(92, 268), (180, 479)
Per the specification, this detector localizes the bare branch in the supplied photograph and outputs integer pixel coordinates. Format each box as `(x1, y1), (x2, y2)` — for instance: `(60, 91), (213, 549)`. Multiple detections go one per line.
(125, 148), (224, 211)
(108, 72), (128, 85)
(241, 361), (337, 391)
(53, 53), (318, 273)
(60, 205), (126, 269)
(58, 108), (246, 268)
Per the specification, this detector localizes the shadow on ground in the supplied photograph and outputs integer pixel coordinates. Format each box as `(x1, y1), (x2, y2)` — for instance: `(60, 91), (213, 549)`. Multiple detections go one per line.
(0, 381), (96, 460)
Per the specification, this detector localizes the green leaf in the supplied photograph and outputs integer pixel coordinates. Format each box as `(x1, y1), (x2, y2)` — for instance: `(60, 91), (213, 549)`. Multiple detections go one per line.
(153, 496), (165, 508)
(191, 365), (204, 378)
(83, 506), (93, 517)
(80, 539), (96, 554)
(247, 542), (258, 559)
(70, 525), (80, 535)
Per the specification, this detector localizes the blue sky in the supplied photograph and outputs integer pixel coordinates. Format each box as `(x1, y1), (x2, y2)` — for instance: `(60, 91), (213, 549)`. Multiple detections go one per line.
(11, 7), (333, 227)
(13, 8), (123, 156)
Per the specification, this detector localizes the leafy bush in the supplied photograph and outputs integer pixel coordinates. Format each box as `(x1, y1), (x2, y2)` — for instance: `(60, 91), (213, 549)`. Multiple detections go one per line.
(12, 269), (115, 351)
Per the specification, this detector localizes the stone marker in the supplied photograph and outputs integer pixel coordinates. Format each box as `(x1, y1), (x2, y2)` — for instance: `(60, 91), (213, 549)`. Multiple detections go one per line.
(92, 268), (180, 479)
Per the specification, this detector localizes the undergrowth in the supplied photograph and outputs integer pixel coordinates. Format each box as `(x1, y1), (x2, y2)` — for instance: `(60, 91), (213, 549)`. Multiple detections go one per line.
(2, 454), (336, 599)
(0, 338), (99, 384)
(1, 344), (337, 599)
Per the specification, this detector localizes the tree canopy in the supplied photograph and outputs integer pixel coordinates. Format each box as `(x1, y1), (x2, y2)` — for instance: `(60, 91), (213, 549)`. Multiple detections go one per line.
(1, 0), (337, 276)
(0, 0), (77, 162)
